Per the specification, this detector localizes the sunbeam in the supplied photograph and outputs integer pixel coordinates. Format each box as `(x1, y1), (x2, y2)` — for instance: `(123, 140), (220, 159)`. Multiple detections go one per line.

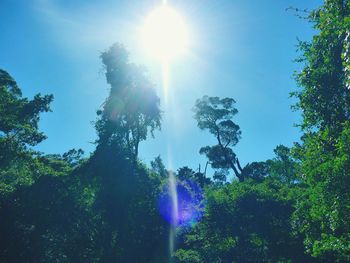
(141, 1), (193, 260)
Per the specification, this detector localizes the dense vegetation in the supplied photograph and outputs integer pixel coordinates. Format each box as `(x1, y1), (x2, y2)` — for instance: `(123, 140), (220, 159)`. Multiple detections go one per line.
(0, 1), (349, 262)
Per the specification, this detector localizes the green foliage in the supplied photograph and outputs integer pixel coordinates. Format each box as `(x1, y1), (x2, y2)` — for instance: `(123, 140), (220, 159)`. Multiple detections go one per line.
(242, 161), (269, 182)
(194, 96), (240, 145)
(292, 0), (350, 132)
(0, 175), (97, 263)
(0, 70), (92, 260)
(291, 1), (350, 261)
(267, 145), (299, 184)
(175, 179), (311, 263)
(0, 69), (53, 149)
(175, 249), (202, 263)
(293, 123), (350, 261)
(0, 69), (53, 194)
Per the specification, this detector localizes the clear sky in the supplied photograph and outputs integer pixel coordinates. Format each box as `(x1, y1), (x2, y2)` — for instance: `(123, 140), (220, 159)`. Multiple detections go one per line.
(1, 0), (322, 174)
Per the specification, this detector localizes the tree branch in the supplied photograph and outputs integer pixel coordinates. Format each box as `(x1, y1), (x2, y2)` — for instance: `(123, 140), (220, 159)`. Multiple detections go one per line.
(236, 158), (243, 172)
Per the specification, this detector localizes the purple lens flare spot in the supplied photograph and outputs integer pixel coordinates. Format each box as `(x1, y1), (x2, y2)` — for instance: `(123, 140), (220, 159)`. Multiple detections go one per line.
(158, 179), (205, 226)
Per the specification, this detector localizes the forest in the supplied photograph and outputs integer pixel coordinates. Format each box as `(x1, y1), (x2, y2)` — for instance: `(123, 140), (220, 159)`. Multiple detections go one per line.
(0, 0), (349, 262)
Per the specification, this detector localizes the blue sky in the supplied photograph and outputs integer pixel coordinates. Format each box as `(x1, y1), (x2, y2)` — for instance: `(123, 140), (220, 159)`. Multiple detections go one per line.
(1, 0), (322, 174)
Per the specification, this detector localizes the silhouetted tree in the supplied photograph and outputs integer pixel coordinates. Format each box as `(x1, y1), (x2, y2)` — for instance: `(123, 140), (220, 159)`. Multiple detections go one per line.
(95, 44), (161, 160)
(194, 96), (247, 182)
(150, 155), (168, 178)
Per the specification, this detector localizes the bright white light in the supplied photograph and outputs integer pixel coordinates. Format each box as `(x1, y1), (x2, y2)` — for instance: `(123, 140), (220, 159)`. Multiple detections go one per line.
(141, 6), (189, 61)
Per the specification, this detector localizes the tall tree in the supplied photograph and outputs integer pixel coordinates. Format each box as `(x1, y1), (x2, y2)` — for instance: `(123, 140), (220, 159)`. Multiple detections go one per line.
(292, 0), (350, 133)
(86, 44), (168, 262)
(95, 43), (161, 160)
(193, 96), (246, 182)
(292, 1), (350, 261)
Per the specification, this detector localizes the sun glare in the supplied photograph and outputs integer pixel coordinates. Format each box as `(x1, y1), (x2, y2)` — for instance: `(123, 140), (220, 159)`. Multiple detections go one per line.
(141, 5), (189, 61)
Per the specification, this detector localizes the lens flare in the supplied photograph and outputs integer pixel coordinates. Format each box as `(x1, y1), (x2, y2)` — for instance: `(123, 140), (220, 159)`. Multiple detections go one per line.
(158, 179), (205, 227)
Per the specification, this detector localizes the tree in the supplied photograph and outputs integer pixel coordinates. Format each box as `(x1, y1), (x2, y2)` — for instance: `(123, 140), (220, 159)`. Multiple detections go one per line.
(0, 69), (53, 161)
(292, 0), (350, 133)
(291, 1), (350, 261)
(81, 44), (168, 262)
(193, 96), (247, 182)
(95, 44), (161, 160)
(266, 145), (298, 184)
(150, 155), (168, 178)
(0, 69), (53, 193)
(243, 161), (269, 182)
(177, 166), (211, 187)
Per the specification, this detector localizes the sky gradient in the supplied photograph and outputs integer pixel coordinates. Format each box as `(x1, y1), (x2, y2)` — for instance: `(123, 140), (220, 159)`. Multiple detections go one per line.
(1, 0), (322, 176)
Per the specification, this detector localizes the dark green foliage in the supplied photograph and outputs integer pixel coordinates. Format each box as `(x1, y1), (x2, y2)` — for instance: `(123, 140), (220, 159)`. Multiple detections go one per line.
(175, 179), (311, 263)
(150, 155), (168, 178)
(242, 161), (269, 182)
(0, 71), (94, 261)
(267, 145), (299, 184)
(177, 166), (211, 187)
(76, 145), (168, 262)
(0, 175), (96, 263)
(62, 148), (85, 167)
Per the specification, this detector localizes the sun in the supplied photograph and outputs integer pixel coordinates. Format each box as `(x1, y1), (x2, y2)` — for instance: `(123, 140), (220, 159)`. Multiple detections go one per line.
(141, 5), (189, 61)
